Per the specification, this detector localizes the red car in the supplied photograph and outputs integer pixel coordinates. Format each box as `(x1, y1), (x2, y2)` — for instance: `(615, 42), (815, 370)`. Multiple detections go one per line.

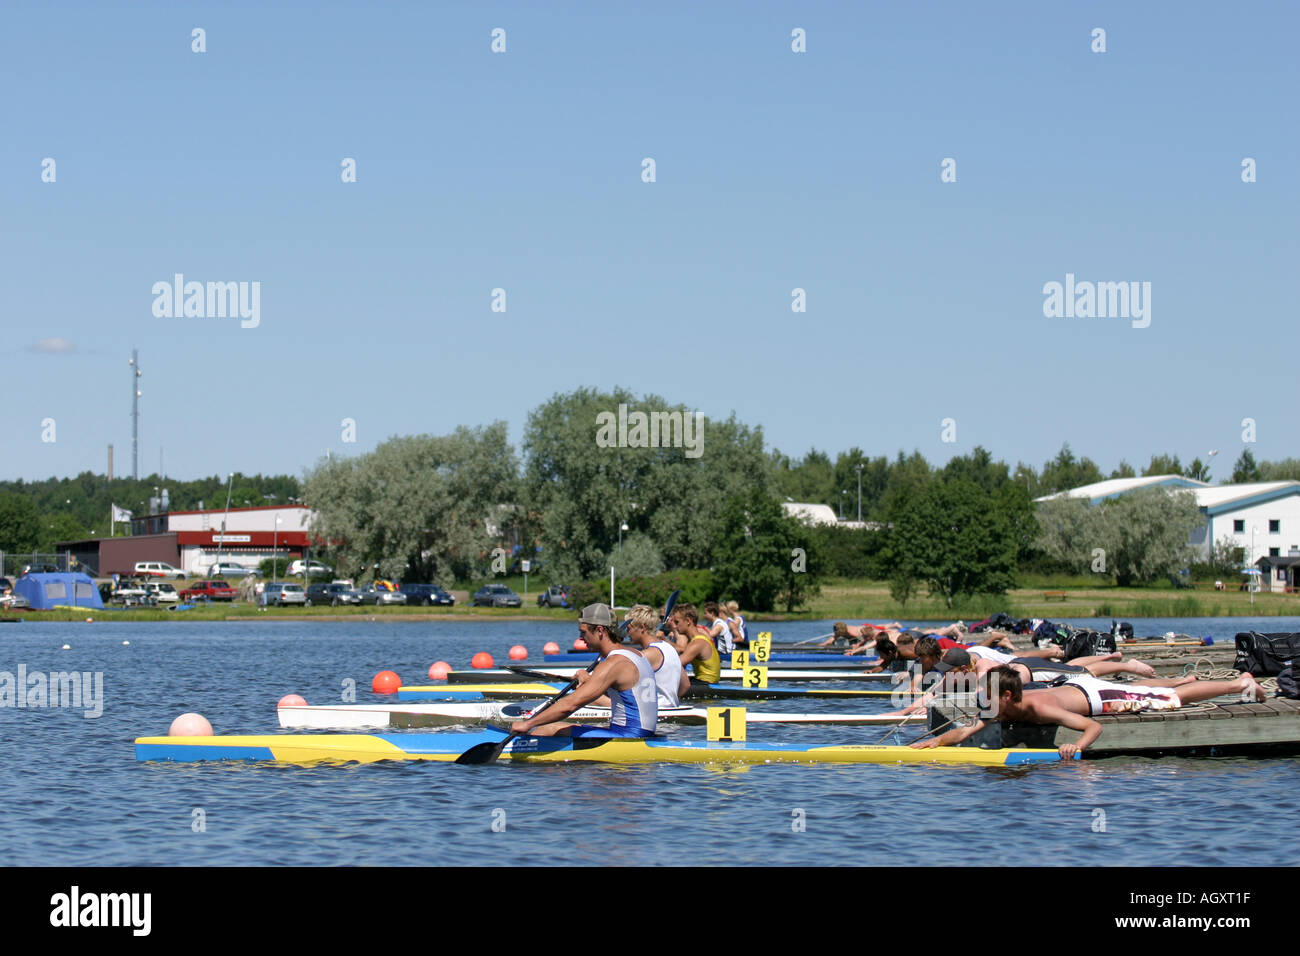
(180, 580), (238, 602)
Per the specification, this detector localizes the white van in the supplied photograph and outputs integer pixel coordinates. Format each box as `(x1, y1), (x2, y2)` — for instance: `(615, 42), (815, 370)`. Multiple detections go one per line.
(134, 561), (186, 579)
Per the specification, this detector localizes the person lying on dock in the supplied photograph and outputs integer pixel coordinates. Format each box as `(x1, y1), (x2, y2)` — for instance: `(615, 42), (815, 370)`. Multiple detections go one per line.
(910, 665), (1267, 758)
(882, 645), (1160, 717)
(510, 603), (659, 739)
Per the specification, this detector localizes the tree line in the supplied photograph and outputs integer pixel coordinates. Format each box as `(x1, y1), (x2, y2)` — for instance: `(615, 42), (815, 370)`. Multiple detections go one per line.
(1, 392), (1291, 609)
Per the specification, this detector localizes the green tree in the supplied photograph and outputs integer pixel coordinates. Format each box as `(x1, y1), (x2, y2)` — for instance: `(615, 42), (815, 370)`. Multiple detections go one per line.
(885, 479), (1019, 607)
(1038, 443), (1103, 495)
(1033, 495), (1102, 574)
(711, 487), (820, 612)
(1109, 460), (1137, 479)
(608, 533), (665, 579)
(522, 388), (772, 581)
(1142, 453), (1183, 476)
(0, 493), (40, 555)
(1257, 456), (1300, 481)
(303, 423), (518, 585)
(1231, 449), (1260, 482)
(1103, 489), (1202, 586)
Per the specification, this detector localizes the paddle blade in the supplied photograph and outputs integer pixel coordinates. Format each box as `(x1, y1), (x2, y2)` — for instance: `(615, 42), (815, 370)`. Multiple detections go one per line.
(455, 739), (508, 765)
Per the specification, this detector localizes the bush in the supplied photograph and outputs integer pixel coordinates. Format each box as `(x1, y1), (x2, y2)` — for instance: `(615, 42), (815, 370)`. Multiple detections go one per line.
(569, 569), (715, 610)
(259, 557), (293, 578)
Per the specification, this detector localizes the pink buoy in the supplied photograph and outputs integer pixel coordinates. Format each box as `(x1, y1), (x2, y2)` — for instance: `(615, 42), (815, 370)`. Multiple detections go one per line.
(508, 644), (527, 661)
(168, 713), (214, 737)
(573, 638), (588, 651)
(428, 661), (452, 680)
(471, 652), (495, 669)
(543, 641), (560, 655)
(278, 694), (307, 708)
(371, 670), (401, 694)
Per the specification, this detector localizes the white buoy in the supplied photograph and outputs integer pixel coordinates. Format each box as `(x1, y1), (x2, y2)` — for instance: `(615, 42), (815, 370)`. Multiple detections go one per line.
(122, 641), (130, 646)
(61, 644), (71, 650)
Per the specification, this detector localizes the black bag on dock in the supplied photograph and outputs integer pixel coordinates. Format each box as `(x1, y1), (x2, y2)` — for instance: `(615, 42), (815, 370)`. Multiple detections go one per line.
(1233, 632), (1300, 677)
(1278, 662), (1299, 700)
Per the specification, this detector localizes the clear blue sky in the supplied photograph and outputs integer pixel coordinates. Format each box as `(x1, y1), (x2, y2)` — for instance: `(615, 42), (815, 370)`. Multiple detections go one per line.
(2, 1), (1295, 483)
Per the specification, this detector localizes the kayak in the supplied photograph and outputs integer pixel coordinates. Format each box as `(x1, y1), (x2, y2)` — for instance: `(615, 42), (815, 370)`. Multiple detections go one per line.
(398, 682), (917, 701)
(465, 666), (893, 684)
(276, 701), (927, 730)
(542, 652), (879, 666)
(135, 729), (1068, 766)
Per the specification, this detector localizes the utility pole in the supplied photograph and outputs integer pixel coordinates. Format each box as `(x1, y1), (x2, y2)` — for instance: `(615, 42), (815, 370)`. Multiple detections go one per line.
(856, 463), (863, 522)
(128, 350), (141, 479)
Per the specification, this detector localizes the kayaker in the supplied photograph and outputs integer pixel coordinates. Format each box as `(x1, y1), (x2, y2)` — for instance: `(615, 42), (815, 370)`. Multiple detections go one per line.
(509, 603), (658, 738)
(725, 600), (749, 648)
(702, 602), (735, 656)
(623, 603), (688, 707)
(669, 603), (721, 692)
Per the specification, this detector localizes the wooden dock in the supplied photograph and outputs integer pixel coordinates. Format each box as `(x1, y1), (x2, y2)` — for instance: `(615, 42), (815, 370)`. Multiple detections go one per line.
(931, 695), (1300, 757)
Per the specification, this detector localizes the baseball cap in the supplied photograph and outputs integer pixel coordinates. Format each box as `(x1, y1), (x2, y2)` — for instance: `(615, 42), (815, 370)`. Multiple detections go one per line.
(579, 603), (616, 627)
(932, 648), (972, 673)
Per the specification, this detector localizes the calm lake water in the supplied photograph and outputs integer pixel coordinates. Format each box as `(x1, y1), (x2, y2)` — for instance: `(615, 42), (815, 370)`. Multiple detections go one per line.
(1, 616), (1297, 866)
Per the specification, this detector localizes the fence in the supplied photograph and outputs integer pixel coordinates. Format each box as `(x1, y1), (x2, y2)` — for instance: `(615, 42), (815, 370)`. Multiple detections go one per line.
(0, 552), (95, 578)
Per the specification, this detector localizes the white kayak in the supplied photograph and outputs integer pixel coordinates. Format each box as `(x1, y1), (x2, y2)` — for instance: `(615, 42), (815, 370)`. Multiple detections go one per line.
(276, 701), (925, 731)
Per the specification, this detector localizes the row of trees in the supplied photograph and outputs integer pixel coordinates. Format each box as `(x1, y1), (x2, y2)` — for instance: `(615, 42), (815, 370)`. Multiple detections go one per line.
(0, 473), (301, 555)
(4, 391), (1289, 609)
(772, 443), (1294, 515)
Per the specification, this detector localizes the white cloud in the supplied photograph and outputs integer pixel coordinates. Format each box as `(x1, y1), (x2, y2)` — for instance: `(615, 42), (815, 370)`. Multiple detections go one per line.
(30, 338), (77, 354)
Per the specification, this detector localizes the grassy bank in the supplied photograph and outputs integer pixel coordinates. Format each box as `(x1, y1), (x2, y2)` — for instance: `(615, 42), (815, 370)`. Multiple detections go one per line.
(9, 577), (1300, 623)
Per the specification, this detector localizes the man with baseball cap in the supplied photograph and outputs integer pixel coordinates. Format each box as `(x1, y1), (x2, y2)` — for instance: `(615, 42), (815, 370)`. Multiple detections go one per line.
(509, 603), (659, 739)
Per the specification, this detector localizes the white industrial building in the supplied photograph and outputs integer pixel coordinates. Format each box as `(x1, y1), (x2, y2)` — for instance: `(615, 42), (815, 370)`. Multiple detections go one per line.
(1037, 476), (1300, 589)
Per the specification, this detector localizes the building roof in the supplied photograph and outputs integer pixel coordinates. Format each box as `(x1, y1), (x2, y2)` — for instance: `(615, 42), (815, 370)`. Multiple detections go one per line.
(1035, 475), (1208, 504)
(782, 502), (840, 526)
(1193, 481), (1300, 515)
(1037, 476), (1300, 514)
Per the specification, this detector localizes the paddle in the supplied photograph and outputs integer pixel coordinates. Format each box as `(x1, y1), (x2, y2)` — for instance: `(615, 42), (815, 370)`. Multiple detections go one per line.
(455, 590), (681, 765)
(793, 632), (835, 647)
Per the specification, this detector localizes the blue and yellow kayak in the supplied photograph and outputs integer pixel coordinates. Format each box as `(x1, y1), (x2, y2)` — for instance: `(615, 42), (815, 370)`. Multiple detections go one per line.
(134, 729), (1070, 766)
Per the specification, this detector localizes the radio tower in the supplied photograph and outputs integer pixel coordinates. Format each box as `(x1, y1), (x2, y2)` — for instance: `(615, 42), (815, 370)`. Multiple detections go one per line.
(128, 349), (141, 479)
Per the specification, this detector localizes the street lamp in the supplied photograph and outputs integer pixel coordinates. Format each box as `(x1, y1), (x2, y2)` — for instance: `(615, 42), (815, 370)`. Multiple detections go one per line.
(856, 463), (863, 522)
(618, 522), (629, 551)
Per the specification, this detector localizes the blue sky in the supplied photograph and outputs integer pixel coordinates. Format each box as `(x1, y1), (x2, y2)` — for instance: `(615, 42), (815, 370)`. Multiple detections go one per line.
(2, 1), (1296, 483)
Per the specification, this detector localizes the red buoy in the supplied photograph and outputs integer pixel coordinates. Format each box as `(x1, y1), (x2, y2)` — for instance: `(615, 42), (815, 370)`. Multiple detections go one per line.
(471, 652), (495, 669)
(371, 670), (401, 694)
(543, 641), (560, 655)
(278, 694), (307, 708)
(573, 638), (588, 651)
(427, 661), (452, 679)
(508, 645), (527, 660)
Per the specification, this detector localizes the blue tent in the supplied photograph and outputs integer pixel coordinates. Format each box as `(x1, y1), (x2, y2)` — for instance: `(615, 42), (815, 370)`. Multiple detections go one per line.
(14, 572), (104, 610)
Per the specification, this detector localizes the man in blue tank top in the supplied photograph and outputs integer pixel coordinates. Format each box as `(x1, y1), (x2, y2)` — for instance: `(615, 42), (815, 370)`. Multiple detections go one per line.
(510, 603), (659, 739)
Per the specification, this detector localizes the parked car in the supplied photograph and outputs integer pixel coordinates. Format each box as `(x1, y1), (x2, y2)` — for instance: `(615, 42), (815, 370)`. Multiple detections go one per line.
(134, 561), (186, 579)
(536, 585), (571, 608)
(261, 582), (307, 607)
(1, 577), (31, 610)
(208, 562), (254, 578)
(180, 580), (238, 602)
(358, 585), (407, 606)
(143, 582), (180, 605)
(306, 582), (363, 606)
(288, 560), (333, 578)
(400, 583), (455, 606)
(472, 584), (522, 608)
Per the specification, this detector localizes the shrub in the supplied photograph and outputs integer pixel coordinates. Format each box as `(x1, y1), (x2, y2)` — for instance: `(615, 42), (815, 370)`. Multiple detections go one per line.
(569, 569), (715, 610)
